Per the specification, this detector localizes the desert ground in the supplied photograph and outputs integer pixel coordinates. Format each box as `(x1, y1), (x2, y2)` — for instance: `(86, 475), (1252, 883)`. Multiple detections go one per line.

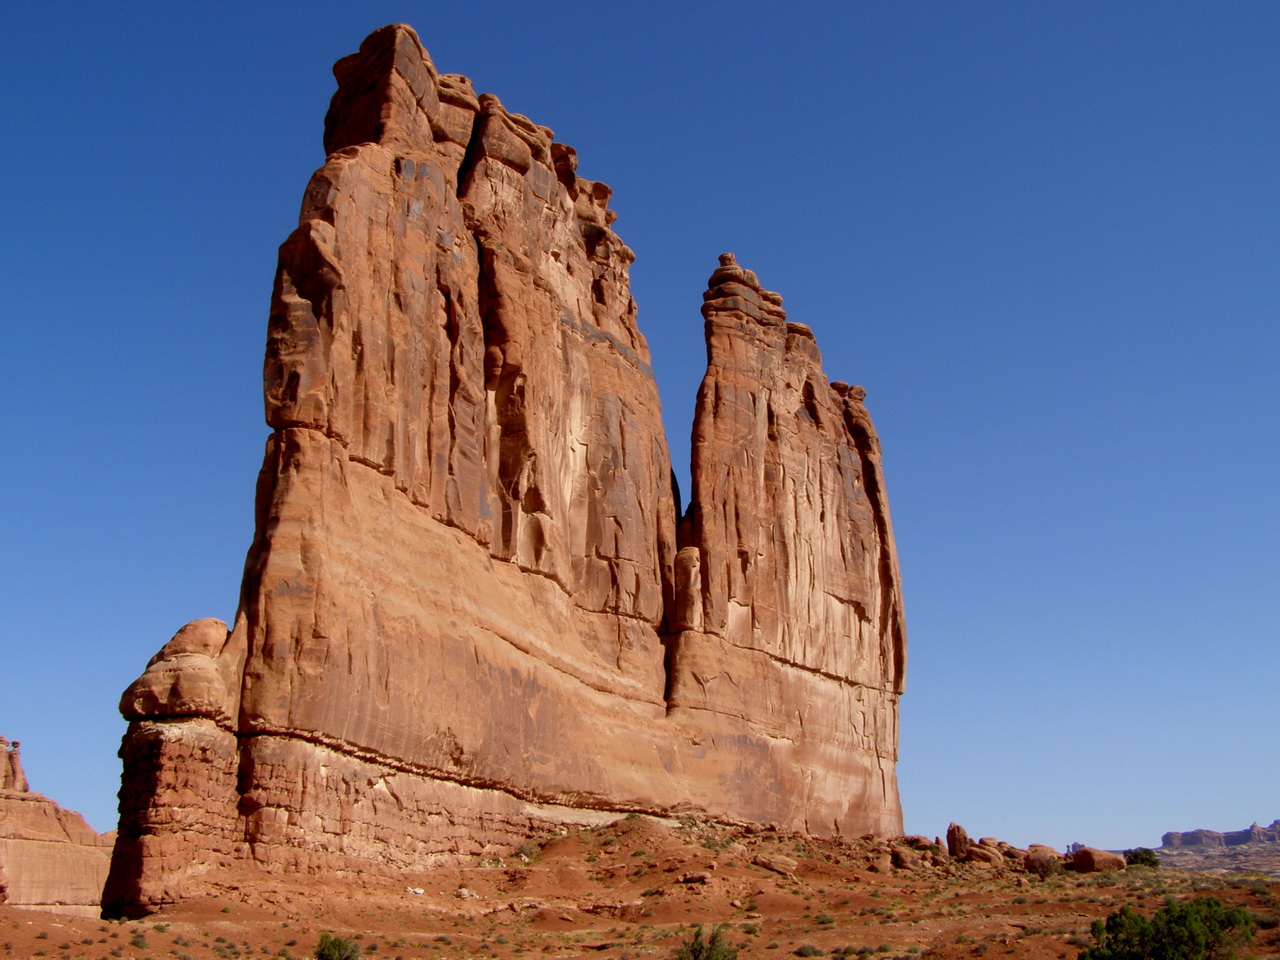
(4, 816), (1277, 960)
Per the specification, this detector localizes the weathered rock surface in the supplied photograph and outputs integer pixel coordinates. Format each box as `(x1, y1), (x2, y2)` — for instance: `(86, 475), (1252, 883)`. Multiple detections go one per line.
(0, 738), (114, 915)
(946, 823), (971, 860)
(0, 737), (28, 794)
(1071, 846), (1126, 874)
(105, 23), (907, 915)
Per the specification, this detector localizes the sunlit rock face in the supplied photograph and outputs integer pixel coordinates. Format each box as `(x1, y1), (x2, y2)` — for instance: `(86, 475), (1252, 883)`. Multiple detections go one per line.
(0, 738), (114, 915)
(104, 23), (907, 916)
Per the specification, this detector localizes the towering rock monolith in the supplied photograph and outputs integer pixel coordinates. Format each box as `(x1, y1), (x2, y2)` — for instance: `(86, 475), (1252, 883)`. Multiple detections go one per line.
(105, 23), (907, 915)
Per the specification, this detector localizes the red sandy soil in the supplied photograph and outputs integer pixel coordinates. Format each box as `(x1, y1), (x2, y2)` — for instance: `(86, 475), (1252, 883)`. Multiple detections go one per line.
(4, 816), (1278, 960)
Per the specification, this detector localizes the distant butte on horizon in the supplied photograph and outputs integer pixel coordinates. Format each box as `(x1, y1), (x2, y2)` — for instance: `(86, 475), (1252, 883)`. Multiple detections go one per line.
(102, 23), (907, 916)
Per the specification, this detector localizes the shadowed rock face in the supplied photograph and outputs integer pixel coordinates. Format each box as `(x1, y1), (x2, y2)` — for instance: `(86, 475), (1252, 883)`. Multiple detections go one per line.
(104, 24), (907, 915)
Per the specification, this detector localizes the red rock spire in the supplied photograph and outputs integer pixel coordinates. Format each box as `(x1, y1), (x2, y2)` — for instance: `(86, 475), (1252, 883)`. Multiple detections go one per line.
(1, 738), (29, 793)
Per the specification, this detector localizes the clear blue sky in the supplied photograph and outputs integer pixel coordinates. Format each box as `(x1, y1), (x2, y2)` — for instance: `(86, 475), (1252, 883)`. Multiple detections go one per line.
(2, 2), (1276, 850)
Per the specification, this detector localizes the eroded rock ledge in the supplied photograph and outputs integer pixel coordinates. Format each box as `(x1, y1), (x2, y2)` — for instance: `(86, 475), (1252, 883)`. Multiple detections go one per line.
(104, 24), (907, 916)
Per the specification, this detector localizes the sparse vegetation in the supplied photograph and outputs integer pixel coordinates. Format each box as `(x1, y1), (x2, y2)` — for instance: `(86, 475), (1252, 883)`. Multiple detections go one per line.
(315, 933), (362, 960)
(1027, 856), (1064, 880)
(1080, 897), (1254, 960)
(672, 925), (738, 960)
(1123, 848), (1161, 869)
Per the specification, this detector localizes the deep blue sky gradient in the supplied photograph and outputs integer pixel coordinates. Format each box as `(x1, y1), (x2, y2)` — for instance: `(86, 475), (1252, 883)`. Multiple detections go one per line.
(2, 2), (1277, 848)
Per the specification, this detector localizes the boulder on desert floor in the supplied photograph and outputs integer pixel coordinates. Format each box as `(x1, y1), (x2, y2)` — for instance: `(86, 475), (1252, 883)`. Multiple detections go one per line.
(946, 822), (971, 859)
(1072, 846), (1126, 874)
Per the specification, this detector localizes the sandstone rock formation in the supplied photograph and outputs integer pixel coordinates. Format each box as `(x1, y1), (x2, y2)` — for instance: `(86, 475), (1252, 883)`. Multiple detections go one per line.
(0, 738), (114, 915)
(1, 737), (28, 793)
(1071, 846), (1126, 874)
(1162, 820), (1280, 848)
(104, 23), (907, 915)
(946, 823), (971, 860)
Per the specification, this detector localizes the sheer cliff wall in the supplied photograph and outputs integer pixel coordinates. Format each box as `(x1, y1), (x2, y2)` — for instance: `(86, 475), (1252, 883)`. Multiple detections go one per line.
(104, 24), (907, 915)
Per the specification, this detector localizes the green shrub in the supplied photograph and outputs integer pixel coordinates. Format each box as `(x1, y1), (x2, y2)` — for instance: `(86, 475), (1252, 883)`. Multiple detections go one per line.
(315, 933), (362, 960)
(1080, 897), (1254, 959)
(673, 925), (738, 960)
(794, 947), (822, 958)
(1123, 848), (1161, 869)
(1027, 855), (1064, 880)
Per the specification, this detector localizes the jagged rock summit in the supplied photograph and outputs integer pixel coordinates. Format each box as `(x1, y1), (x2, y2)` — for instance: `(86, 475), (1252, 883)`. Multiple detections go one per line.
(105, 24), (907, 915)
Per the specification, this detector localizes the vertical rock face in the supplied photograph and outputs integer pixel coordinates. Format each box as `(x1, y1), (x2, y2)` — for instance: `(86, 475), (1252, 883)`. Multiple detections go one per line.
(105, 24), (907, 914)
(0, 738), (114, 915)
(669, 255), (906, 833)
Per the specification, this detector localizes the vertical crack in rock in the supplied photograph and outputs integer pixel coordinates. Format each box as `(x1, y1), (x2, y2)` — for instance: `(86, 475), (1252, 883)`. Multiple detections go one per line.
(104, 24), (907, 916)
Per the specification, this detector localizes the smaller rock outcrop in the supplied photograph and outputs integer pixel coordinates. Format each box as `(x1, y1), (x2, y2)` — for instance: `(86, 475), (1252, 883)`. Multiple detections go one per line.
(1, 738), (28, 793)
(965, 842), (1005, 868)
(0, 736), (114, 915)
(941, 824), (1070, 875)
(1023, 843), (1066, 876)
(1071, 846), (1126, 874)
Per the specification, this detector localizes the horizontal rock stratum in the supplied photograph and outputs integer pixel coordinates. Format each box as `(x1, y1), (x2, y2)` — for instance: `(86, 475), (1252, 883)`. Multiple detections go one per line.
(104, 24), (907, 915)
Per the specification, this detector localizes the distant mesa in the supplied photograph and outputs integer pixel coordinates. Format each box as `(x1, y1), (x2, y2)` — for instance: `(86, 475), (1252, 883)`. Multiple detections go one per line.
(103, 23), (908, 915)
(1154, 819), (1280, 878)
(0, 736), (114, 916)
(1162, 820), (1280, 848)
